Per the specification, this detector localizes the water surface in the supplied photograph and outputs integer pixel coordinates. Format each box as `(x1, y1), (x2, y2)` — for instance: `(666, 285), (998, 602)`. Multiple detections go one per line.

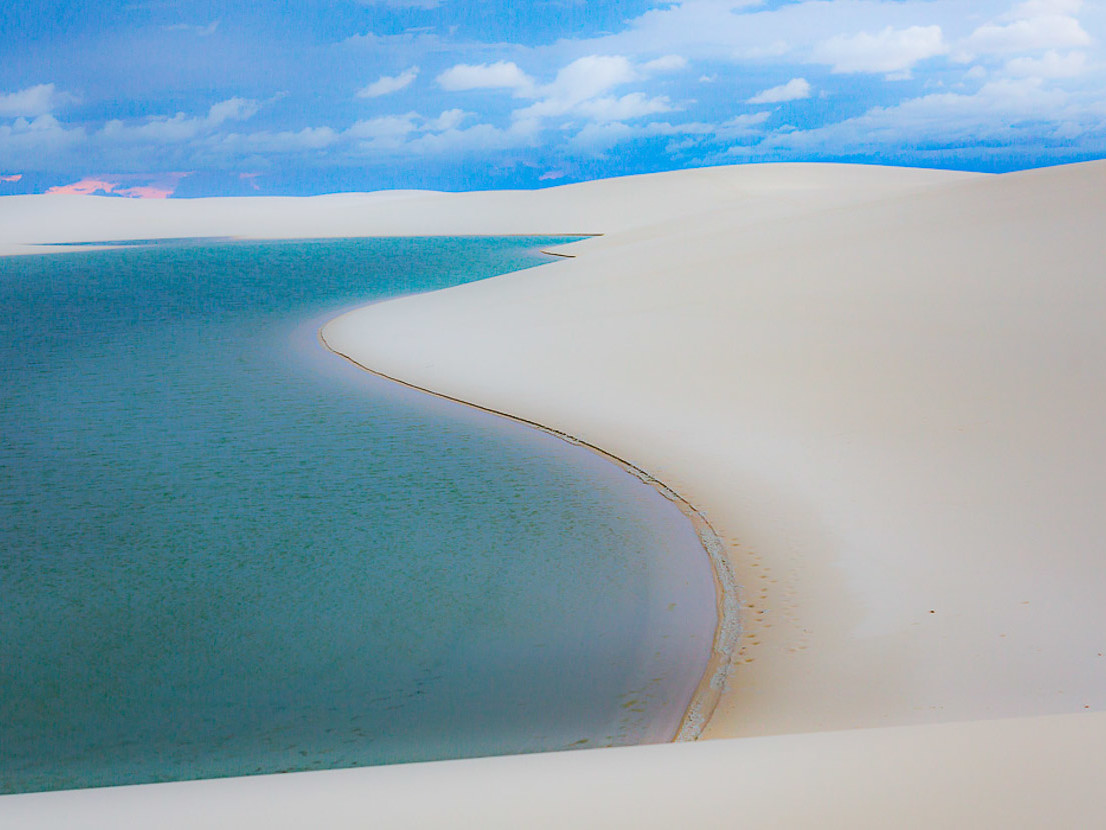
(0, 238), (716, 794)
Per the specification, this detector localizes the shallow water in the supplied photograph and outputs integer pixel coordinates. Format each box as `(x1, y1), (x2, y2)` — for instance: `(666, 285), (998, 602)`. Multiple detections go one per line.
(0, 238), (716, 794)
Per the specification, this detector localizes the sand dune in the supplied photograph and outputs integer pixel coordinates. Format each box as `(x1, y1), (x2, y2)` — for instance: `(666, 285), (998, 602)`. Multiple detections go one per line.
(324, 160), (1106, 739)
(3, 713), (1104, 828)
(4, 161), (1105, 825)
(0, 163), (969, 255)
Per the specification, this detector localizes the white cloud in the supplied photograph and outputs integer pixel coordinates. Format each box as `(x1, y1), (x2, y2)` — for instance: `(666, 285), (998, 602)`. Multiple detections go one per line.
(570, 121), (636, 151)
(0, 83), (75, 118)
(343, 30), (447, 52)
(962, 14), (1091, 56)
(549, 0), (980, 70)
(1004, 49), (1088, 77)
(206, 98), (260, 126)
(342, 109), (536, 156)
(540, 55), (639, 107)
(752, 75), (1088, 155)
(738, 40), (790, 60)
(1013, 0), (1083, 14)
(567, 119), (690, 154)
(574, 92), (673, 122)
(436, 61), (535, 93)
(569, 0), (769, 60)
(221, 126), (340, 153)
(8, 113), (68, 134)
(716, 110), (772, 139)
(566, 117), (760, 156)
(422, 108), (468, 131)
(748, 78), (812, 104)
(346, 113), (419, 148)
(20, 0), (1105, 174)
(101, 98), (260, 143)
(357, 67), (419, 98)
(214, 107), (531, 161)
(957, 0), (1091, 61)
(102, 113), (196, 142)
(401, 120), (538, 155)
(437, 54), (681, 129)
(0, 114), (86, 167)
(511, 55), (644, 121)
(811, 25), (947, 75)
(641, 54), (688, 73)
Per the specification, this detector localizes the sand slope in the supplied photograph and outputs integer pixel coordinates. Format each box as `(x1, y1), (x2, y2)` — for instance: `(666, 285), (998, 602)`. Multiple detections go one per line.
(3, 713), (1105, 829)
(324, 161), (1106, 739)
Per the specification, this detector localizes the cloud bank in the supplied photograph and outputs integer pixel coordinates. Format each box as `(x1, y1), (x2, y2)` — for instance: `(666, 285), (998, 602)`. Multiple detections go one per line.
(5, 0), (1105, 193)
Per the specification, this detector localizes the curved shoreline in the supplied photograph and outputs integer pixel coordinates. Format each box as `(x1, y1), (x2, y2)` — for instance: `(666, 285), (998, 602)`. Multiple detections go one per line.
(317, 322), (740, 742)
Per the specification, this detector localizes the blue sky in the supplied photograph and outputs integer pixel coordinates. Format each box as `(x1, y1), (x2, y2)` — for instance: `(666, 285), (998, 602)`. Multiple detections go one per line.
(2, 0), (1105, 196)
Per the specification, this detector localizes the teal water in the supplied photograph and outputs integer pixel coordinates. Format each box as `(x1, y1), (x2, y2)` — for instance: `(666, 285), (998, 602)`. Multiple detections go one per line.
(0, 238), (716, 794)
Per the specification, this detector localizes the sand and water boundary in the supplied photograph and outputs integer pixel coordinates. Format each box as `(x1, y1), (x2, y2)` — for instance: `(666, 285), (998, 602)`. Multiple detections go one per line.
(318, 321), (741, 742)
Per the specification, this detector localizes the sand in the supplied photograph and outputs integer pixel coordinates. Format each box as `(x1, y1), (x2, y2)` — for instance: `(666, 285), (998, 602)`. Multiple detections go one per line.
(0, 163), (970, 256)
(3, 161), (1105, 825)
(2, 713), (1104, 828)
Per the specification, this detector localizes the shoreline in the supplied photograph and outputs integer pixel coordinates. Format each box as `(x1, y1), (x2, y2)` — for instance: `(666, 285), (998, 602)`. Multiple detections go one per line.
(316, 321), (739, 742)
(0, 233), (607, 259)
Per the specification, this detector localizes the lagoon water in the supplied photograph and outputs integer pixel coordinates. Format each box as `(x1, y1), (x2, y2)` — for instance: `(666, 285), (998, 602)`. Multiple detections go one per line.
(0, 238), (716, 794)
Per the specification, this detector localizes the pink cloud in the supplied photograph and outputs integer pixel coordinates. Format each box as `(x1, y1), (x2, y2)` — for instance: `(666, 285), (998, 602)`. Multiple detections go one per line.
(239, 172), (262, 191)
(115, 185), (175, 199)
(119, 171), (192, 199)
(0, 173), (22, 183)
(45, 172), (191, 199)
(46, 178), (118, 195)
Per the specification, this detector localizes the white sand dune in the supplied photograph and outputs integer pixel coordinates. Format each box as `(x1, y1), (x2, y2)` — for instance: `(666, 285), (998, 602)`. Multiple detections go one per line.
(325, 160), (1106, 738)
(3, 161), (1105, 825)
(3, 713), (1104, 829)
(0, 162), (967, 255)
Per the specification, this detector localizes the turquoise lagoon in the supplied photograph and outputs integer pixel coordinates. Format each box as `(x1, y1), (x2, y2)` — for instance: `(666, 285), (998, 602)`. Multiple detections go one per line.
(0, 238), (716, 794)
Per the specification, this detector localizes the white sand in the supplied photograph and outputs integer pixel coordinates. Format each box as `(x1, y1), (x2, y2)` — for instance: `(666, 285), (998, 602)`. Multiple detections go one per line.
(0, 163), (969, 256)
(323, 161), (1106, 738)
(3, 713), (1105, 828)
(3, 161), (1105, 825)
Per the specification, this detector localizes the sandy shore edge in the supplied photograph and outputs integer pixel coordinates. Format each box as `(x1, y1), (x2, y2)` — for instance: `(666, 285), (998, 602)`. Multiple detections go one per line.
(317, 322), (739, 741)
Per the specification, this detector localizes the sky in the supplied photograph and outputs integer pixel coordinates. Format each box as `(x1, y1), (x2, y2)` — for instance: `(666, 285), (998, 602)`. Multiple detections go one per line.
(2, 0), (1105, 196)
